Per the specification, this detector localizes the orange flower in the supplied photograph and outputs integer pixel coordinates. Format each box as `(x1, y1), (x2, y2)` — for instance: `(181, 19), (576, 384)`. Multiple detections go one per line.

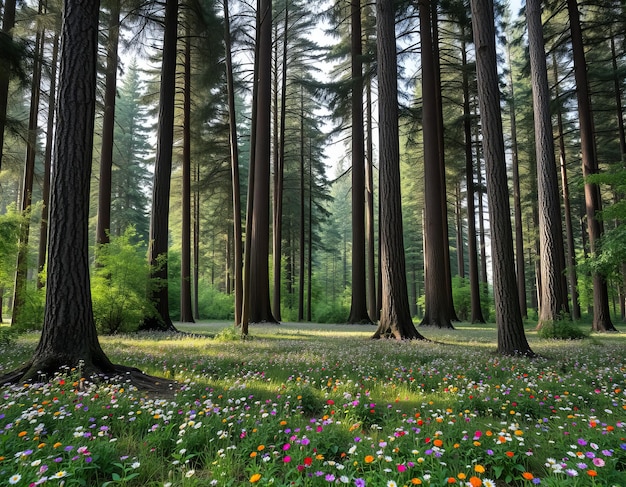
(587, 470), (598, 477)
(257, 445), (265, 451)
(18, 431), (27, 438)
(521, 472), (534, 480)
(447, 477), (457, 483)
(250, 473), (262, 483)
(505, 451), (514, 458)
(470, 477), (483, 487)
(249, 452), (257, 458)
(53, 442), (62, 449)
(433, 439), (443, 447)
(411, 479), (422, 485)
(457, 473), (467, 480)
(469, 476), (482, 487)
(474, 465), (486, 474)
(364, 455), (375, 464)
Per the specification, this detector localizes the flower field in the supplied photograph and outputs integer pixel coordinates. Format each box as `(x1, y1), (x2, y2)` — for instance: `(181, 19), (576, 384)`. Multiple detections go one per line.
(1, 322), (625, 486)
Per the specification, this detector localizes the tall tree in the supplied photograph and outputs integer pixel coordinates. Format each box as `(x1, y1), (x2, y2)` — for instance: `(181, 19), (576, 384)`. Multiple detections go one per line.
(372, 0), (426, 340)
(567, 0), (617, 332)
(247, 0), (277, 323)
(95, 0), (121, 247)
(470, 0), (534, 356)
(223, 0), (243, 326)
(180, 19), (194, 323)
(0, 0), (171, 391)
(347, 0), (371, 324)
(419, 0), (454, 329)
(526, 0), (568, 327)
(144, 0), (179, 331)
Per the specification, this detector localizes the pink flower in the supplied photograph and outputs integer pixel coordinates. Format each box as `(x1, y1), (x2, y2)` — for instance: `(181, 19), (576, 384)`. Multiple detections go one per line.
(283, 456), (291, 463)
(397, 464), (407, 473)
(592, 458), (605, 467)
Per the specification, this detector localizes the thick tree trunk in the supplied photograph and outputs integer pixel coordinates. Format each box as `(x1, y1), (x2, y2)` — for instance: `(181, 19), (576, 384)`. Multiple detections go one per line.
(366, 80), (377, 322)
(95, 0), (120, 248)
(223, 0), (243, 326)
(299, 91), (306, 321)
(372, 0), (426, 340)
(180, 24), (194, 323)
(527, 0), (568, 328)
(470, 0), (533, 356)
(567, 0), (617, 332)
(419, 0), (453, 329)
(0, 0), (173, 392)
(248, 0), (277, 324)
(144, 0), (179, 332)
(347, 0), (371, 324)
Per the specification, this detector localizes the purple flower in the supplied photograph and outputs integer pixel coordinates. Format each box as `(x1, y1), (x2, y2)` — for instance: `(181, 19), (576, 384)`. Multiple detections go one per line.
(532, 478), (541, 484)
(355, 479), (366, 487)
(577, 438), (587, 446)
(325, 474), (336, 482)
(592, 458), (605, 467)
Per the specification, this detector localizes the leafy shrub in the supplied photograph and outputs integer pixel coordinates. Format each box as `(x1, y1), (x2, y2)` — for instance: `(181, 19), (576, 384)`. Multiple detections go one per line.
(91, 227), (159, 334)
(214, 325), (243, 341)
(0, 325), (18, 346)
(12, 281), (46, 331)
(538, 319), (588, 340)
(198, 284), (234, 320)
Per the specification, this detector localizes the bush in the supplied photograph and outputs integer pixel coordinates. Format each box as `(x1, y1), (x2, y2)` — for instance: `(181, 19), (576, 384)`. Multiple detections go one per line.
(197, 285), (234, 320)
(538, 319), (588, 340)
(91, 228), (159, 334)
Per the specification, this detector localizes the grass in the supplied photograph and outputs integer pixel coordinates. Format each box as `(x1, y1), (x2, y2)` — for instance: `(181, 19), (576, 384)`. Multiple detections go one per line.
(0, 320), (625, 486)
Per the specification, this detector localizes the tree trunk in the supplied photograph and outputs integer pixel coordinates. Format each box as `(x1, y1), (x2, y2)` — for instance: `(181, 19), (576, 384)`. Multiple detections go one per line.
(12, 7), (44, 326)
(0, 0), (16, 172)
(527, 0), (568, 328)
(0, 0), (173, 391)
(248, 0), (277, 324)
(455, 182), (464, 279)
(506, 44), (528, 319)
(144, 0), (178, 332)
(223, 0), (243, 326)
(552, 54), (581, 320)
(347, 0), (371, 324)
(38, 31), (60, 286)
(372, 0), (426, 340)
(180, 23), (194, 323)
(567, 0), (617, 332)
(365, 79), (377, 322)
(419, 0), (453, 329)
(470, 0), (533, 356)
(462, 36), (485, 324)
(95, 0), (120, 248)
(298, 90), (306, 321)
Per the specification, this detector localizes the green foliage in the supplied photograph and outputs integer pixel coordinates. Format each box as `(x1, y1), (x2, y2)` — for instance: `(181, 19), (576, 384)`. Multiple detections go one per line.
(213, 325), (244, 342)
(0, 204), (24, 292)
(12, 281), (46, 331)
(197, 284), (234, 320)
(538, 318), (588, 340)
(0, 325), (18, 346)
(91, 227), (159, 334)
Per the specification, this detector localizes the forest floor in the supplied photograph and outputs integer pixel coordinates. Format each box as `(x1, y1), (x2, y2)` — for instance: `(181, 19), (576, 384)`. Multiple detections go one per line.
(1, 320), (625, 486)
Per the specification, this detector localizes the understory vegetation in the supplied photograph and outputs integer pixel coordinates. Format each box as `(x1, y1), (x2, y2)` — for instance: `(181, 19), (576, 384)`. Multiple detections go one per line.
(0, 322), (625, 487)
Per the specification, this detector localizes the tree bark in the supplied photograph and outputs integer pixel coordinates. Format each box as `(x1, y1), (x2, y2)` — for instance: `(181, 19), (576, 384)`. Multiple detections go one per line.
(366, 79), (377, 322)
(144, 0), (179, 332)
(527, 0), (568, 327)
(248, 0), (277, 324)
(470, 0), (534, 356)
(180, 22), (194, 323)
(223, 0), (243, 326)
(372, 0), (426, 340)
(95, 0), (120, 248)
(418, 0), (453, 329)
(567, 0), (617, 332)
(347, 0), (371, 324)
(0, 0), (173, 392)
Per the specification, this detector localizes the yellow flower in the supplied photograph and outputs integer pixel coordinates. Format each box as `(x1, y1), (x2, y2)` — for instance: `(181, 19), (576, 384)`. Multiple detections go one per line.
(250, 473), (262, 483)
(53, 442), (62, 449)
(474, 465), (486, 474)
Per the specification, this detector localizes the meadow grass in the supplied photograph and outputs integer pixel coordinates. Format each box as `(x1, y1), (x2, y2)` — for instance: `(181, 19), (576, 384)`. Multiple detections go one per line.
(0, 321), (625, 486)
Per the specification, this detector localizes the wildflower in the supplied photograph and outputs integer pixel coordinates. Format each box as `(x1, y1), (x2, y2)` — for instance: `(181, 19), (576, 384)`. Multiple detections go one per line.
(411, 479), (422, 485)
(469, 477), (482, 487)
(474, 465), (485, 474)
(565, 469), (578, 477)
(53, 471), (68, 479)
(364, 455), (375, 464)
(592, 458), (605, 467)
(483, 480), (496, 487)
(447, 478), (456, 484)
(521, 472), (534, 480)
(325, 474), (336, 482)
(131, 462), (141, 469)
(458, 473), (467, 480)
(586, 470), (598, 477)
(250, 473), (262, 483)
(355, 479), (366, 487)
(185, 469), (195, 478)
(9, 474), (21, 485)
(283, 456), (291, 463)
(397, 464), (407, 473)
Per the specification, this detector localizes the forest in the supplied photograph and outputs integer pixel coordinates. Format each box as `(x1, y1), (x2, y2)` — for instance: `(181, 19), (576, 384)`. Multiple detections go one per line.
(1, 0), (626, 356)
